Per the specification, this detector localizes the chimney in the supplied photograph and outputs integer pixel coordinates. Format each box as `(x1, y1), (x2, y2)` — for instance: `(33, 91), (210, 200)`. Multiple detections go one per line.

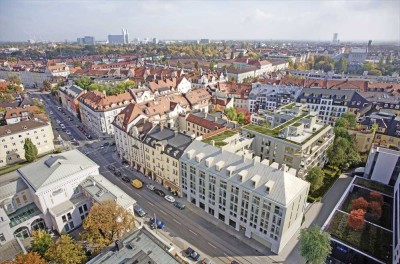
(211, 140), (215, 146)
(115, 240), (124, 251)
(160, 123), (164, 131)
(281, 164), (287, 172)
(253, 156), (261, 165)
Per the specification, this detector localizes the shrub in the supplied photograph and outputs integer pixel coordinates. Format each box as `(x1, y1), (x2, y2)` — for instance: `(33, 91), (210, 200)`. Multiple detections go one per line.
(347, 209), (366, 231)
(368, 201), (382, 219)
(369, 191), (384, 205)
(351, 197), (369, 211)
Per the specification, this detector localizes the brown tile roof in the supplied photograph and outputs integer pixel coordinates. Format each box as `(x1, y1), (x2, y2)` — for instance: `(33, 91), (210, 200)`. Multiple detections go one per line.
(280, 77), (305, 87)
(326, 80), (368, 91)
(5, 106), (41, 119)
(0, 120), (49, 137)
(79, 91), (134, 111)
(184, 88), (211, 106)
(217, 82), (252, 99)
(186, 114), (223, 131)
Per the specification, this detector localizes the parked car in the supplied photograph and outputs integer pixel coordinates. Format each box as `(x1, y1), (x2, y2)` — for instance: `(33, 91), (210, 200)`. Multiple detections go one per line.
(154, 189), (165, 197)
(131, 179), (143, 189)
(185, 247), (200, 261)
(66, 130), (71, 135)
(202, 258), (213, 264)
(134, 206), (147, 217)
(107, 164), (116, 171)
(121, 176), (130, 183)
(173, 201), (185, 210)
(114, 170), (122, 177)
(103, 142), (110, 147)
(164, 195), (175, 203)
(146, 184), (155, 191)
(149, 218), (165, 229)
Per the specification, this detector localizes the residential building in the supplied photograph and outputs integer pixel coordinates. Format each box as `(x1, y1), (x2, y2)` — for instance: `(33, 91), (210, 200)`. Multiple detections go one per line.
(143, 125), (192, 194)
(394, 173), (400, 264)
(0, 120), (55, 167)
(348, 47), (368, 63)
(4, 106), (42, 125)
(58, 84), (85, 117)
(226, 67), (257, 83)
(180, 140), (309, 253)
(77, 36), (95, 45)
(364, 145), (400, 185)
(348, 129), (375, 161)
(87, 229), (180, 264)
(213, 82), (252, 110)
(183, 88), (212, 113)
(241, 104), (334, 177)
(0, 150), (136, 245)
(296, 88), (371, 126)
(78, 91), (135, 137)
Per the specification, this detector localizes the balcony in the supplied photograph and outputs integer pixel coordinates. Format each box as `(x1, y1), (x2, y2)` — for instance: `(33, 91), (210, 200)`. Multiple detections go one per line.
(8, 203), (42, 228)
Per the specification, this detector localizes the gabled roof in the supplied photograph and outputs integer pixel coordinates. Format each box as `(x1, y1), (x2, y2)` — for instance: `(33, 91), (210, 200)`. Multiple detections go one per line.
(18, 150), (98, 191)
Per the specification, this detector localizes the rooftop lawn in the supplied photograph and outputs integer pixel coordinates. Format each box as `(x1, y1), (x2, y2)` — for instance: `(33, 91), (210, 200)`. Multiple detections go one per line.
(327, 211), (392, 263)
(281, 103), (295, 110)
(244, 113), (308, 136)
(354, 177), (393, 197)
(202, 130), (237, 146)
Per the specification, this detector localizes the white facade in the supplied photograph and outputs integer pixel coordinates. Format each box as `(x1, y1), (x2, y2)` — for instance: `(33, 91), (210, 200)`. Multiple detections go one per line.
(364, 146), (400, 185)
(176, 77), (192, 94)
(180, 140), (309, 254)
(393, 172), (400, 264)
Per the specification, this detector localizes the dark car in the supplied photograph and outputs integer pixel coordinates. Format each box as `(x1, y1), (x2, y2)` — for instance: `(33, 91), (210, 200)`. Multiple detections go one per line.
(173, 201), (185, 210)
(186, 247), (200, 261)
(121, 176), (130, 183)
(114, 170), (122, 177)
(153, 189), (165, 197)
(134, 206), (147, 217)
(107, 164), (116, 171)
(149, 218), (165, 229)
(103, 142), (110, 147)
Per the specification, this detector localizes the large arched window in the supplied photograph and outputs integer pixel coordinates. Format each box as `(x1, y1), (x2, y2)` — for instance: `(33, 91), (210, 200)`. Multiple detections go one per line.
(31, 218), (46, 231)
(14, 226), (30, 239)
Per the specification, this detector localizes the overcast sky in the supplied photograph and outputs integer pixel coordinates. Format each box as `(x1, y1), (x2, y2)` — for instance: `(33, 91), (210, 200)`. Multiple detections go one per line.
(0, 0), (399, 42)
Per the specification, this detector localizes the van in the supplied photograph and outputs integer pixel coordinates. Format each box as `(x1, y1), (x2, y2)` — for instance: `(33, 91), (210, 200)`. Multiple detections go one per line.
(131, 179), (143, 189)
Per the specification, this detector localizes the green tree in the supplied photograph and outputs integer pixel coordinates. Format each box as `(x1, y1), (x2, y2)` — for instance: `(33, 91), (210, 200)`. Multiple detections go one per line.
(45, 235), (86, 264)
(385, 53), (392, 64)
(177, 60), (182, 69)
(368, 69), (382, 76)
(306, 167), (325, 193)
(334, 58), (348, 73)
(81, 200), (135, 252)
(334, 113), (357, 129)
(43, 80), (51, 90)
(378, 56), (385, 67)
(31, 229), (52, 258)
(74, 61), (82, 67)
(225, 108), (237, 121)
(209, 60), (215, 71)
(194, 61), (199, 70)
(362, 62), (376, 72)
(74, 77), (93, 89)
(24, 138), (38, 162)
(237, 112), (246, 124)
(87, 83), (106, 92)
(8, 75), (21, 85)
(299, 226), (332, 264)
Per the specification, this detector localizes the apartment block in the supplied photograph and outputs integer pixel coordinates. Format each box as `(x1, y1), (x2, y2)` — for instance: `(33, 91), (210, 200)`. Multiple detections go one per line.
(0, 150), (136, 245)
(241, 104), (334, 178)
(58, 84), (85, 117)
(180, 140), (309, 253)
(0, 120), (55, 167)
(143, 125), (192, 194)
(394, 173), (400, 264)
(364, 145), (400, 185)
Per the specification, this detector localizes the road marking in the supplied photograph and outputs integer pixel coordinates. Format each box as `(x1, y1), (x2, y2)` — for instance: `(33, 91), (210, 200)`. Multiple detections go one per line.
(173, 218), (181, 225)
(207, 242), (217, 249)
(159, 209), (167, 215)
(147, 201), (155, 207)
(223, 253), (231, 259)
(135, 193), (142, 198)
(188, 229), (198, 236)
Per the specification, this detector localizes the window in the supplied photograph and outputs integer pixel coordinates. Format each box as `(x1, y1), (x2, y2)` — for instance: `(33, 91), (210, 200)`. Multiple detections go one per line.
(0, 233), (5, 242)
(62, 215), (67, 223)
(22, 194), (28, 203)
(15, 197), (21, 206)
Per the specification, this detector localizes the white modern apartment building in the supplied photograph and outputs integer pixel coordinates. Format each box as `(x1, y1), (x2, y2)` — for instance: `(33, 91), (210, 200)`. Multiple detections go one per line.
(0, 150), (136, 245)
(78, 91), (135, 137)
(364, 145), (400, 186)
(180, 140), (309, 254)
(394, 173), (400, 264)
(241, 104), (334, 178)
(0, 120), (55, 167)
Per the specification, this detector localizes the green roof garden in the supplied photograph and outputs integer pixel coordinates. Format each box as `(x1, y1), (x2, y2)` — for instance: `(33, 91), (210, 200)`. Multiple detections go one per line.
(202, 130), (237, 147)
(281, 103), (295, 110)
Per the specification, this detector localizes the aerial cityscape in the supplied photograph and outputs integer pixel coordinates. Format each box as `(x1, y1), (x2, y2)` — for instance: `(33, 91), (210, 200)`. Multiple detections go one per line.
(0, 0), (399, 264)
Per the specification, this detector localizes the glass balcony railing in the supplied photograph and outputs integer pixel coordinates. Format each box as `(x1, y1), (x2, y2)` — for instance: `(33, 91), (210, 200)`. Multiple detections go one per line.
(8, 203), (41, 228)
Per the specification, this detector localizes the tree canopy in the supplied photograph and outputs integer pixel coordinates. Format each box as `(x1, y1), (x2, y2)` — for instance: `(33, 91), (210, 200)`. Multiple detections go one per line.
(81, 200), (135, 252)
(1, 252), (45, 264)
(45, 235), (86, 264)
(24, 138), (38, 162)
(74, 77), (93, 89)
(31, 229), (52, 258)
(299, 226), (332, 264)
(306, 167), (325, 193)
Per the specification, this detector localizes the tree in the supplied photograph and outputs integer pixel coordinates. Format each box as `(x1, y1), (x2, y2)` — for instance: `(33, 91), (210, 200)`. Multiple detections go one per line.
(9, 75), (21, 85)
(369, 191), (384, 205)
(43, 80), (51, 90)
(209, 60), (215, 71)
(334, 58), (348, 73)
(299, 226), (332, 264)
(224, 108), (237, 121)
(177, 60), (182, 69)
(306, 167), (325, 193)
(335, 113), (357, 130)
(81, 200), (135, 251)
(362, 62), (376, 72)
(74, 61), (82, 67)
(378, 56), (385, 67)
(74, 77), (93, 89)
(368, 201), (382, 219)
(351, 197), (369, 211)
(24, 138), (38, 162)
(347, 209), (366, 231)
(2, 252), (46, 264)
(237, 112), (246, 125)
(31, 229), (52, 258)
(194, 61), (199, 70)
(368, 69), (382, 76)
(386, 53), (392, 64)
(45, 235), (86, 264)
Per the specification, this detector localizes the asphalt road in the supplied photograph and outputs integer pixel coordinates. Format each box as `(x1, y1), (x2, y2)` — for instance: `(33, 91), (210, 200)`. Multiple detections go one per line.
(85, 147), (273, 264)
(30, 92), (273, 264)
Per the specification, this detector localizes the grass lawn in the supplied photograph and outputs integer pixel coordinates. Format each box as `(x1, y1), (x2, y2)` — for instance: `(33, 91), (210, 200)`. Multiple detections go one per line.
(354, 177), (393, 196)
(327, 211), (392, 263)
(202, 130), (237, 146)
(0, 163), (28, 176)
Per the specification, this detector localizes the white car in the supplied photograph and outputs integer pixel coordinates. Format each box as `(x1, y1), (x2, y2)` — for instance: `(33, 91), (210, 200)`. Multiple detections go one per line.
(66, 130), (71, 135)
(164, 195), (175, 203)
(146, 184), (155, 191)
(56, 120), (61, 124)
(50, 111), (53, 114)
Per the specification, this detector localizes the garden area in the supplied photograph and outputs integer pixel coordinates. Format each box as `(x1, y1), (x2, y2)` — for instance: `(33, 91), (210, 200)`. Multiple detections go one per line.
(307, 165), (341, 202)
(327, 210), (392, 263)
(202, 130), (237, 147)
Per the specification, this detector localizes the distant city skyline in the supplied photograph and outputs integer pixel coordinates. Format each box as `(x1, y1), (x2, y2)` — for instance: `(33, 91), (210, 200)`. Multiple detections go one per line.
(0, 0), (399, 42)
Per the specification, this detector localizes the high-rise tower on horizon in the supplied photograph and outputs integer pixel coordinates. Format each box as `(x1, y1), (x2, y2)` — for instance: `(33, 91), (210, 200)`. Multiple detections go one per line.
(332, 33), (338, 44)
